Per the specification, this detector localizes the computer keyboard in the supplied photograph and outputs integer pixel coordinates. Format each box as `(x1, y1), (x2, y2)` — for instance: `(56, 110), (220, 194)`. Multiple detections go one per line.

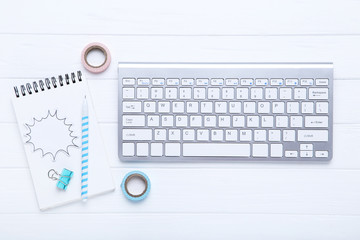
(118, 63), (333, 161)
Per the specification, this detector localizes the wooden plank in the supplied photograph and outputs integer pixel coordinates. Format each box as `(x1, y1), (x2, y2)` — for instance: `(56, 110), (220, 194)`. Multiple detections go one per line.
(0, 213), (359, 240)
(1, 123), (359, 169)
(1, 79), (359, 123)
(0, 168), (359, 214)
(0, 36), (359, 79)
(0, 0), (359, 35)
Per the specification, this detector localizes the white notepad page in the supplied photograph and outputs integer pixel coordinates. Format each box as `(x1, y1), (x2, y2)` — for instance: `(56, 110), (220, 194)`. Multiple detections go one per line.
(12, 72), (115, 210)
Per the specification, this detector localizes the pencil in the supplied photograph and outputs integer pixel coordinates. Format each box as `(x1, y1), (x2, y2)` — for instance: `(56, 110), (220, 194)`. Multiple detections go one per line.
(81, 95), (89, 202)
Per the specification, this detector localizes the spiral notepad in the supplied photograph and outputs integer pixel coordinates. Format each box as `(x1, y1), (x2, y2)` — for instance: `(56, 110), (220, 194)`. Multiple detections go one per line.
(12, 71), (115, 210)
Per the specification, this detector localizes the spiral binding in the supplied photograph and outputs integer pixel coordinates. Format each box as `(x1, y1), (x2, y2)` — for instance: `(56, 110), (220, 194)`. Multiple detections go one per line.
(13, 71), (83, 98)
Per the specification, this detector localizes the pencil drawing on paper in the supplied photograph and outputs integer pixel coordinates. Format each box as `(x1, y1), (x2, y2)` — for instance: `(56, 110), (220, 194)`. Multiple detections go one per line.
(25, 110), (78, 161)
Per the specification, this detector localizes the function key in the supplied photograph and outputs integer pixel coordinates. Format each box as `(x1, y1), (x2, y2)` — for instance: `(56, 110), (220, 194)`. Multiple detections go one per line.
(211, 78), (224, 86)
(123, 78), (135, 85)
(240, 78), (254, 86)
(196, 78), (209, 86)
(138, 78), (150, 85)
(270, 78), (283, 86)
(167, 78), (180, 85)
(152, 78), (165, 85)
(255, 78), (268, 86)
(300, 78), (314, 86)
(285, 78), (299, 86)
(316, 78), (329, 86)
(225, 78), (239, 86)
(182, 78), (194, 86)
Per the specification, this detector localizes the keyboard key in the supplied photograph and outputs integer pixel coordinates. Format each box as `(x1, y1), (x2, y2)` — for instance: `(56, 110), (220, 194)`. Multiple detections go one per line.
(190, 116), (202, 127)
(270, 78), (283, 86)
(148, 115), (160, 127)
(255, 78), (268, 86)
(183, 129), (195, 141)
(122, 143), (135, 156)
(151, 88), (163, 99)
(137, 88), (149, 99)
(252, 144), (268, 157)
(180, 88), (192, 99)
(279, 88), (292, 99)
(167, 78), (180, 85)
(215, 102), (227, 113)
(144, 102), (156, 113)
(300, 144), (313, 151)
(222, 88), (235, 99)
(272, 102), (285, 114)
(172, 102), (185, 113)
(225, 130), (237, 141)
(182, 78), (194, 86)
(316, 78), (329, 86)
(158, 102), (170, 112)
(162, 115), (174, 127)
(137, 143), (148, 156)
(315, 151), (328, 158)
(152, 78), (165, 85)
(123, 115), (145, 127)
(250, 88), (263, 99)
(187, 102), (199, 113)
(151, 143), (163, 156)
(123, 102), (142, 113)
(283, 130), (295, 141)
(294, 88), (307, 100)
(225, 78), (239, 86)
(236, 88), (249, 99)
(208, 88), (220, 99)
(276, 116), (288, 127)
(165, 88), (178, 99)
(201, 102), (213, 113)
(169, 129), (181, 140)
(268, 130), (281, 141)
(290, 116), (303, 128)
(300, 150), (313, 158)
(138, 78), (150, 85)
(285, 151), (298, 158)
(183, 143), (250, 157)
(194, 88), (206, 99)
(219, 116), (231, 127)
(123, 78), (135, 85)
(197, 129), (209, 141)
(244, 102), (256, 113)
(123, 88), (135, 99)
(196, 78), (209, 86)
(239, 130), (252, 141)
(176, 115), (188, 127)
(254, 130), (266, 141)
(287, 102), (299, 114)
(204, 116), (216, 127)
(301, 102), (314, 114)
(211, 78), (224, 86)
(298, 130), (328, 142)
(229, 102), (241, 113)
(240, 78), (253, 86)
(305, 116), (328, 128)
(211, 129), (223, 141)
(155, 129), (166, 140)
(316, 102), (329, 114)
(309, 88), (328, 99)
(265, 88), (277, 99)
(233, 116), (245, 127)
(271, 144), (283, 157)
(300, 78), (314, 86)
(123, 129), (152, 141)
(285, 78), (298, 86)
(165, 143), (181, 156)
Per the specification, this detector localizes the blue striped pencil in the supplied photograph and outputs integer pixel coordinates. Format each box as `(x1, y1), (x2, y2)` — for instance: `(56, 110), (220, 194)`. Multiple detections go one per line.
(81, 96), (89, 202)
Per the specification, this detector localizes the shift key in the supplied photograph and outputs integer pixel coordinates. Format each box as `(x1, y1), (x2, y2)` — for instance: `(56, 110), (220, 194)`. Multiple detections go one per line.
(298, 130), (328, 142)
(123, 129), (152, 140)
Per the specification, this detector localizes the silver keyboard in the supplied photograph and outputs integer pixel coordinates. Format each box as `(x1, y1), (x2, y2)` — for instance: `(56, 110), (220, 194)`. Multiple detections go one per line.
(118, 63), (333, 161)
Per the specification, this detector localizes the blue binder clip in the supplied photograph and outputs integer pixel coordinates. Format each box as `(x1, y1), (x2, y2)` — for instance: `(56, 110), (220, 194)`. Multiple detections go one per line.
(48, 169), (73, 190)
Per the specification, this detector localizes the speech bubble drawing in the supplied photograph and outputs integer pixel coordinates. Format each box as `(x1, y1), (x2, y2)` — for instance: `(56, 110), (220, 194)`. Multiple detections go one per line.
(25, 110), (78, 161)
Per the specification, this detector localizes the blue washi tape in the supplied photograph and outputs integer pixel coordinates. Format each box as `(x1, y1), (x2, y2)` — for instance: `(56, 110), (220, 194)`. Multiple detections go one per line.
(121, 171), (150, 201)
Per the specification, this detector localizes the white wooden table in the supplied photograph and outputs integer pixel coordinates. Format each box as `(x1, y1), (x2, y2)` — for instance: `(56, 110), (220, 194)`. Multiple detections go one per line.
(1, 0), (360, 239)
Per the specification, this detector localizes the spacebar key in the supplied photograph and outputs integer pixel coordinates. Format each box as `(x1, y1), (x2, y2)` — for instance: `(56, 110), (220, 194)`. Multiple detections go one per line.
(183, 143), (250, 157)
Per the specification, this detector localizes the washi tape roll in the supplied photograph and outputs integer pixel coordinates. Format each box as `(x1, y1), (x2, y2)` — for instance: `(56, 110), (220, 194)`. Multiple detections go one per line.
(121, 171), (151, 201)
(81, 42), (111, 73)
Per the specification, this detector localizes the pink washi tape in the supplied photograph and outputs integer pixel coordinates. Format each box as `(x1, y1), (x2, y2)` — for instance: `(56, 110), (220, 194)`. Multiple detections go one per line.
(81, 42), (111, 73)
